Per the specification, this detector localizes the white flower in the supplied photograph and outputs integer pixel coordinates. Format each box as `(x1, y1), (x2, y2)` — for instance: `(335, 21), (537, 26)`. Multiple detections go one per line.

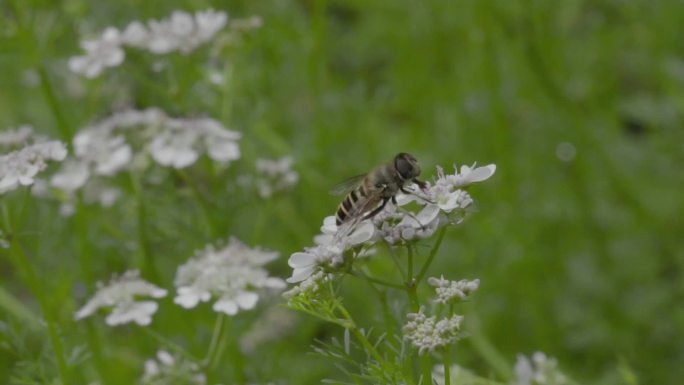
(138, 9), (228, 55)
(283, 270), (330, 300)
(403, 309), (464, 354)
(286, 243), (343, 283)
(69, 27), (125, 78)
(254, 156), (299, 198)
(428, 276), (480, 304)
(73, 130), (132, 176)
(142, 350), (205, 385)
(173, 237), (285, 316)
(149, 129), (199, 168)
(50, 160), (90, 192)
(436, 163), (496, 189)
(313, 215), (375, 248)
(512, 352), (568, 385)
(74, 270), (167, 326)
(150, 116), (241, 169)
(0, 125), (33, 147)
(0, 141), (67, 194)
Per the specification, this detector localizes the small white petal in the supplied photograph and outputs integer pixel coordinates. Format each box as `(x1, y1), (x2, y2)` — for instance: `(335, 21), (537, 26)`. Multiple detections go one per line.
(236, 291), (259, 310)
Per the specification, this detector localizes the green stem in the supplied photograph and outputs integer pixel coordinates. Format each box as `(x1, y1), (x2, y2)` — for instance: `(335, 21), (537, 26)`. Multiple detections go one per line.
(337, 304), (386, 366)
(350, 270), (405, 290)
(443, 346), (451, 385)
(421, 354), (432, 385)
(8, 239), (70, 384)
(174, 170), (221, 237)
(205, 314), (226, 367)
(129, 173), (159, 280)
(142, 327), (197, 361)
(406, 246), (419, 312)
(37, 64), (71, 143)
(416, 226), (447, 283)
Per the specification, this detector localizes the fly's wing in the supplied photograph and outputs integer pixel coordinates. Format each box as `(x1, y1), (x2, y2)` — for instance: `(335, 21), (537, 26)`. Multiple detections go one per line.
(329, 174), (366, 196)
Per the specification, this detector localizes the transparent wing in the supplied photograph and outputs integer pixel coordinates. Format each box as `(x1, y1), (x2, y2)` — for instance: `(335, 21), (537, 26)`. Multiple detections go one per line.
(329, 174), (366, 196)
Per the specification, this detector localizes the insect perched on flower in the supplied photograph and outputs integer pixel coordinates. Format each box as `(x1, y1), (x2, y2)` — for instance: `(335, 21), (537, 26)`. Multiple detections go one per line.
(331, 153), (428, 230)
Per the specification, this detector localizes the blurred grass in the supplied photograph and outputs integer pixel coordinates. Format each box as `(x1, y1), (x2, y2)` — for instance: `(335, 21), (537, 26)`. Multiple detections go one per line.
(1, 0), (683, 384)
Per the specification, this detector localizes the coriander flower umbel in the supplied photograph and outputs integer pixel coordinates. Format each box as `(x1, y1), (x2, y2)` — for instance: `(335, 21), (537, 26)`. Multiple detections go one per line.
(68, 27), (125, 78)
(428, 276), (480, 304)
(286, 216), (375, 284)
(403, 309), (464, 354)
(0, 125), (33, 147)
(512, 352), (568, 385)
(70, 10), (228, 78)
(254, 156), (299, 198)
(75, 270), (167, 326)
(0, 141), (67, 194)
(174, 237), (285, 315)
(143, 350), (205, 385)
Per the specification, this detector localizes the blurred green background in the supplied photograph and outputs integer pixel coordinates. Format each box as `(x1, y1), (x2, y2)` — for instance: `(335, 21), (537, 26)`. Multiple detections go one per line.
(1, 0), (683, 384)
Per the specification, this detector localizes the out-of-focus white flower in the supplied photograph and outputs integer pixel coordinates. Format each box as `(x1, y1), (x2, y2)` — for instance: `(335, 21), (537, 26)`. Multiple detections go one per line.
(0, 125), (33, 147)
(230, 15), (264, 32)
(71, 10), (228, 78)
(0, 141), (67, 194)
(174, 237), (285, 316)
(240, 306), (298, 353)
(149, 129), (199, 169)
(129, 9), (228, 55)
(254, 156), (299, 198)
(150, 116), (240, 169)
(50, 160), (90, 192)
(75, 270), (167, 326)
(432, 364), (478, 385)
(428, 276), (480, 304)
(73, 130), (132, 176)
(403, 309), (464, 354)
(69, 27), (125, 78)
(512, 352), (568, 385)
(142, 350), (205, 385)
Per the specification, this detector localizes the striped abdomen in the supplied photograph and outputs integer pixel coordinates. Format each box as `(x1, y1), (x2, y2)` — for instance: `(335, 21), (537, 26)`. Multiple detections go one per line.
(335, 183), (377, 226)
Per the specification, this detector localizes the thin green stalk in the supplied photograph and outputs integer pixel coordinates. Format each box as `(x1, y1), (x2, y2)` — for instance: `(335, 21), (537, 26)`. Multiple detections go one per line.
(406, 246), (419, 312)
(416, 226), (447, 283)
(443, 346), (451, 385)
(37, 65), (71, 143)
(384, 242), (406, 280)
(129, 173), (159, 280)
(421, 354), (432, 385)
(204, 314), (226, 366)
(336, 304), (386, 366)
(173, 170), (221, 237)
(142, 327), (198, 361)
(8, 239), (70, 385)
(350, 270), (405, 290)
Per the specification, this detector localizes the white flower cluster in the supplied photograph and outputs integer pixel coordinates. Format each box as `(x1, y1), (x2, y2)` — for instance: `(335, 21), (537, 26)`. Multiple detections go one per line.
(402, 309), (464, 354)
(0, 140), (67, 194)
(253, 156), (299, 198)
(0, 125), (34, 147)
(286, 217), (375, 284)
(512, 352), (568, 385)
(142, 350), (205, 385)
(282, 270), (330, 300)
(75, 270), (167, 326)
(427, 276), (480, 304)
(45, 108), (240, 212)
(174, 237), (286, 316)
(284, 162), (496, 288)
(69, 9), (228, 78)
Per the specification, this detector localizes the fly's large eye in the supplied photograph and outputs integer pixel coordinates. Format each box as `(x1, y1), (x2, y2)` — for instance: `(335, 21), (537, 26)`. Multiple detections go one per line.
(395, 153), (420, 179)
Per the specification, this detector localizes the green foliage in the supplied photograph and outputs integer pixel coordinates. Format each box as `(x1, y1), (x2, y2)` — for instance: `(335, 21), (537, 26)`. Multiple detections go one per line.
(1, 0), (683, 384)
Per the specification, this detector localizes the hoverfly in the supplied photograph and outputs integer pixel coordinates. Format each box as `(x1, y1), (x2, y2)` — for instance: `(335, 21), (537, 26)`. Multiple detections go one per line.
(330, 153), (428, 230)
